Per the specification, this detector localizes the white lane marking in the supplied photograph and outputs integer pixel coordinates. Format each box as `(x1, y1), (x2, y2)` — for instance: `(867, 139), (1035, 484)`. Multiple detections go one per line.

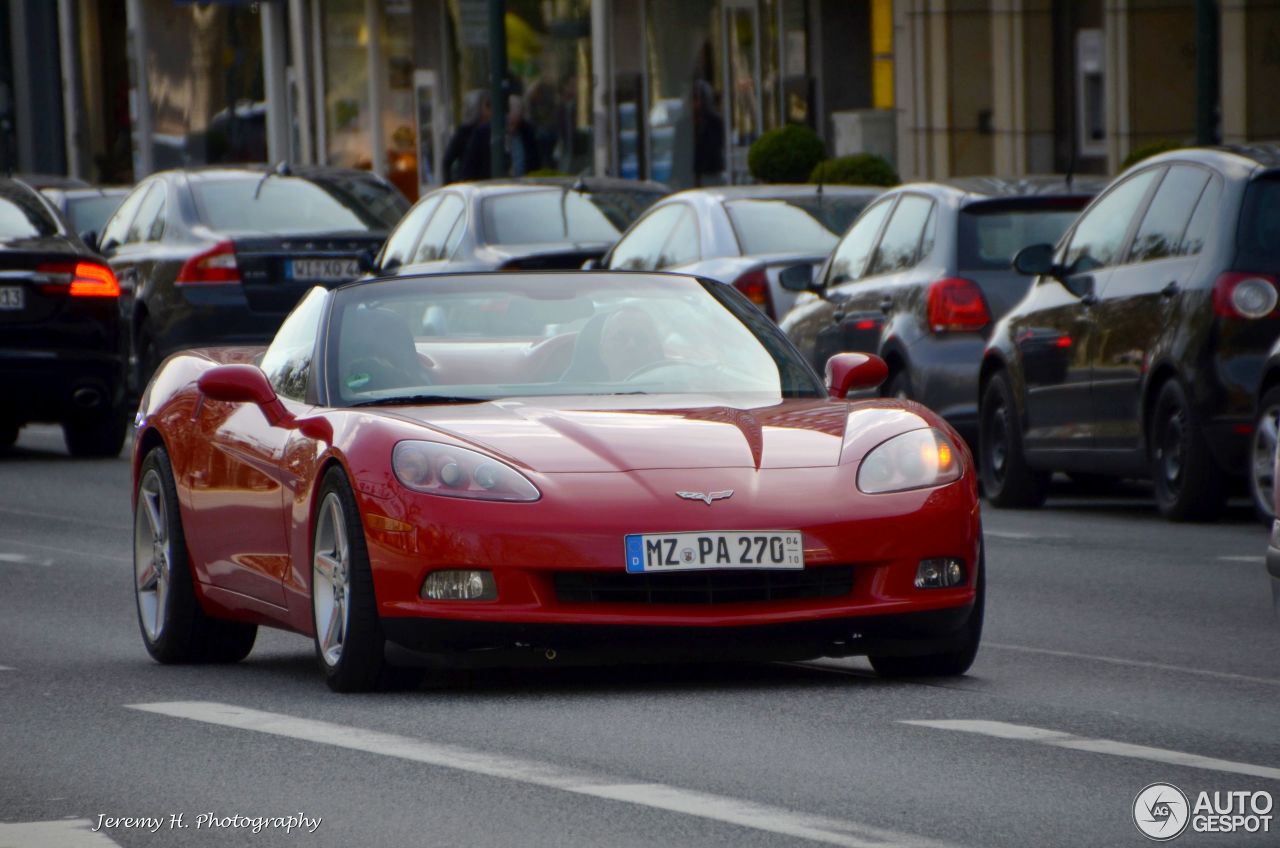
(0, 537), (130, 564)
(0, 505), (128, 532)
(0, 666), (14, 671)
(986, 642), (1280, 688)
(1217, 555), (1264, 563)
(0, 552), (53, 567)
(983, 530), (1067, 541)
(902, 720), (1280, 782)
(129, 701), (955, 848)
(0, 819), (122, 847)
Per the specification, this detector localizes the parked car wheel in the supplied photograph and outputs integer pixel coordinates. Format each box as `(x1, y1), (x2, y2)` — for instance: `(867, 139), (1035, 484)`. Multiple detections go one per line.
(979, 373), (1048, 508)
(0, 419), (18, 452)
(64, 406), (127, 458)
(870, 549), (984, 678)
(1249, 386), (1280, 523)
(134, 321), (160, 393)
(884, 369), (912, 401)
(1149, 379), (1227, 521)
(135, 447), (256, 663)
(313, 467), (388, 693)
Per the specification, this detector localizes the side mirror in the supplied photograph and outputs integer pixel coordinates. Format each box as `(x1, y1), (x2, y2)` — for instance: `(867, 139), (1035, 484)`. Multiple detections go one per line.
(357, 248), (378, 275)
(779, 263), (815, 292)
(80, 230), (99, 253)
(197, 364), (290, 425)
(1012, 243), (1058, 277)
(825, 353), (888, 398)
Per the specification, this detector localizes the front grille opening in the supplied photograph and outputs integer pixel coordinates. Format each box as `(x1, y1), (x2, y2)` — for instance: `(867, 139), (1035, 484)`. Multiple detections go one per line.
(553, 566), (855, 605)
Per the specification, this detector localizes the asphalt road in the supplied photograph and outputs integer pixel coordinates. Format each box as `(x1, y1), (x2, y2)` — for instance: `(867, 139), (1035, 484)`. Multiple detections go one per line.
(1, 424), (1278, 848)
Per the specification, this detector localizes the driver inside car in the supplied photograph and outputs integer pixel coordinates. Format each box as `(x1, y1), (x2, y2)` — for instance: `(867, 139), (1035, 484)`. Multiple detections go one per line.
(598, 307), (668, 380)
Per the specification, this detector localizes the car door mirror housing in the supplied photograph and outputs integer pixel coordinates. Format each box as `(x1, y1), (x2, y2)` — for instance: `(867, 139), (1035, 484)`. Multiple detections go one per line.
(1012, 243), (1059, 278)
(197, 364), (290, 426)
(825, 353), (888, 398)
(779, 263), (816, 293)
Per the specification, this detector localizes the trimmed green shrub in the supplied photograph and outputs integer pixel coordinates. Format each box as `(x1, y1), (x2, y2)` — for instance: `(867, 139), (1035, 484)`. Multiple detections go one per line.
(748, 124), (826, 184)
(1120, 140), (1183, 171)
(809, 154), (899, 187)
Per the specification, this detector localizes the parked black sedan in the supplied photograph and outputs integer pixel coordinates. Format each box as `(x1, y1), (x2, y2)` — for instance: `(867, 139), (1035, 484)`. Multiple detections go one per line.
(372, 177), (669, 276)
(95, 165), (408, 389)
(780, 177), (1100, 445)
(0, 179), (127, 456)
(981, 146), (1280, 521)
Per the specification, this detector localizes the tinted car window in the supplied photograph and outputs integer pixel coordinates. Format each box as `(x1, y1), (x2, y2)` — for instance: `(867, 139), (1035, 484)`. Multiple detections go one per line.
(1236, 175), (1280, 270)
(380, 195), (441, 270)
(191, 175), (395, 235)
(827, 198), (893, 284)
(867, 195), (934, 276)
(481, 190), (621, 246)
(660, 206), (700, 267)
(100, 186), (149, 249)
(1063, 169), (1160, 274)
(1179, 174), (1222, 257)
(958, 201), (1086, 271)
(1127, 166), (1211, 263)
(127, 183), (166, 244)
(0, 183), (59, 238)
(609, 204), (686, 271)
(260, 287), (328, 401)
(66, 195), (126, 235)
(724, 196), (871, 255)
(414, 194), (465, 263)
(577, 189), (666, 230)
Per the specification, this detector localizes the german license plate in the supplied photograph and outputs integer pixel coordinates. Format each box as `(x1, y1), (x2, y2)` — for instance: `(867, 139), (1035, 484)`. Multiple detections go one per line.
(624, 531), (804, 573)
(0, 286), (24, 311)
(288, 258), (358, 281)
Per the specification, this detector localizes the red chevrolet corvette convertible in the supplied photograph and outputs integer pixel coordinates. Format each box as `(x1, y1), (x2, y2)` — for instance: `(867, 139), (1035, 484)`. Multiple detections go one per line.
(132, 271), (983, 691)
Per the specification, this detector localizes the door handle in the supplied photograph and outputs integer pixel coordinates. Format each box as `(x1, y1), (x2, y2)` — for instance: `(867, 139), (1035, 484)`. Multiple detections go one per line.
(1160, 281), (1178, 298)
(879, 297), (893, 315)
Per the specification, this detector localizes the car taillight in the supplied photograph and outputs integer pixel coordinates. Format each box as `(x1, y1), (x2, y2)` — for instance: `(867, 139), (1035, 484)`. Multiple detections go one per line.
(36, 261), (121, 297)
(1213, 272), (1279, 319)
(176, 241), (240, 285)
(732, 269), (774, 319)
(927, 277), (989, 333)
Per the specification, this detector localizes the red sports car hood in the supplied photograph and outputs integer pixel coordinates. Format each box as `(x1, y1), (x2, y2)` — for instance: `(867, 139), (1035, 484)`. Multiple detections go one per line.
(371, 395), (927, 473)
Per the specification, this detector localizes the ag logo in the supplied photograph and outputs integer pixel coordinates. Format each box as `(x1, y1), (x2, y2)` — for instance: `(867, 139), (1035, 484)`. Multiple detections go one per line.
(1134, 783), (1190, 841)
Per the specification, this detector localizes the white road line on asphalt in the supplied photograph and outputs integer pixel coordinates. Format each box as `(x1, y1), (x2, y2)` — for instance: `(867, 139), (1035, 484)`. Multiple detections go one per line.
(1216, 555), (1263, 563)
(983, 530), (1067, 541)
(0, 552), (54, 567)
(0, 505), (128, 532)
(0, 666), (14, 671)
(128, 701), (957, 848)
(985, 642), (1280, 688)
(0, 537), (130, 564)
(901, 720), (1280, 782)
(0, 819), (122, 847)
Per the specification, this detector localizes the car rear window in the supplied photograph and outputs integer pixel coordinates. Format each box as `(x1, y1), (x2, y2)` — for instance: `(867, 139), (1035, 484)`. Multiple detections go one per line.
(725, 196), (872, 256)
(191, 174), (403, 235)
(481, 190), (622, 245)
(1236, 175), (1280, 269)
(957, 199), (1089, 271)
(0, 184), (59, 238)
(66, 195), (127, 235)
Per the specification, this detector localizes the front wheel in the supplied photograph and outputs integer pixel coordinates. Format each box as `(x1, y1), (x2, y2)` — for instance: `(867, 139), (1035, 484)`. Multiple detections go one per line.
(1149, 379), (1227, 522)
(1249, 386), (1280, 524)
(979, 373), (1048, 508)
(870, 550), (984, 678)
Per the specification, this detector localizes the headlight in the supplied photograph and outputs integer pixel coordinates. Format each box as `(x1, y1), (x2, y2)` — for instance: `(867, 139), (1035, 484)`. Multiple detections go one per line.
(857, 428), (962, 494)
(392, 441), (540, 502)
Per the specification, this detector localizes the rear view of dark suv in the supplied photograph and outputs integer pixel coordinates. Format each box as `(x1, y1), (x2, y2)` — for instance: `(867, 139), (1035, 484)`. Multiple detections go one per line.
(779, 177), (1100, 446)
(980, 146), (1280, 521)
(0, 179), (127, 456)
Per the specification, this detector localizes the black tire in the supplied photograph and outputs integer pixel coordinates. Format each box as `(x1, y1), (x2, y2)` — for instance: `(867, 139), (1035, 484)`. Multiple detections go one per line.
(63, 405), (127, 458)
(134, 446), (257, 664)
(0, 419), (19, 452)
(134, 322), (160, 393)
(979, 372), (1048, 508)
(312, 466), (388, 693)
(870, 549), (985, 678)
(1249, 386), (1280, 524)
(1150, 379), (1227, 522)
(884, 369), (912, 401)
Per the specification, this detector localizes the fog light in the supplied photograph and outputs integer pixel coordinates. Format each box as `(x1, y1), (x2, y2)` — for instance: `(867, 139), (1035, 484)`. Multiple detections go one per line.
(422, 569), (496, 601)
(916, 558), (965, 589)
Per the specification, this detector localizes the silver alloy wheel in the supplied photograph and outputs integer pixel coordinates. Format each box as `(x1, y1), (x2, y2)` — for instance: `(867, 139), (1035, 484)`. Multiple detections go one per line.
(1252, 402), (1280, 518)
(313, 492), (351, 668)
(133, 468), (170, 642)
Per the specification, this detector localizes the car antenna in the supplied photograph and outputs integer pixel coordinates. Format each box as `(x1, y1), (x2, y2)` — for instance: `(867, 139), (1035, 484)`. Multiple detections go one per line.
(253, 160), (292, 200)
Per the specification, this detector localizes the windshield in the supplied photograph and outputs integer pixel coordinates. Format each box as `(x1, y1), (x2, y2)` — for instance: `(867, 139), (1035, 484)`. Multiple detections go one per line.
(725, 196), (873, 255)
(0, 184), (59, 239)
(1236, 176), (1280, 269)
(480, 190), (623, 246)
(957, 200), (1087, 270)
(328, 274), (823, 405)
(191, 174), (405, 235)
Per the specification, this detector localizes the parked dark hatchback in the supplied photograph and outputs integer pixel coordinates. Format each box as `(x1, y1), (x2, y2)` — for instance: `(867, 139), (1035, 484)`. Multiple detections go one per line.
(0, 179), (127, 456)
(980, 146), (1280, 521)
(780, 177), (1101, 445)
(97, 165), (408, 389)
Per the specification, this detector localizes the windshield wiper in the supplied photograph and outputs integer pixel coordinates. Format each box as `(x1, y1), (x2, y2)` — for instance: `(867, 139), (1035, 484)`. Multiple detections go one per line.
(351, 394), (492, 408)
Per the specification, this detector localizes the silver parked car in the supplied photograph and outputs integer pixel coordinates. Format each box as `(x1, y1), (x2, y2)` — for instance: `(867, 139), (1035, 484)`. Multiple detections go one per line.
(598, 185), (883, 320)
